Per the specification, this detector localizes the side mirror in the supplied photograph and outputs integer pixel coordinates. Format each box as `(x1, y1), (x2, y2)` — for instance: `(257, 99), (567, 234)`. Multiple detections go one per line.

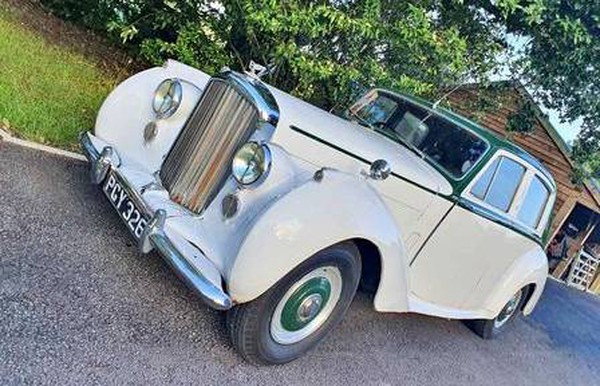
(369, 159), (391, 180)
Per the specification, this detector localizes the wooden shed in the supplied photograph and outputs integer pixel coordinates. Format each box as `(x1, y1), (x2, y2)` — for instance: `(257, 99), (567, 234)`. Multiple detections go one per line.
(444, 81), (600, 294)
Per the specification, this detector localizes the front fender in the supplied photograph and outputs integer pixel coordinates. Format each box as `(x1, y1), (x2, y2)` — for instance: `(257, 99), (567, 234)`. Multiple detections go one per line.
(484, 246), (548, 317)
(94, 60), (210, 172)
(227, 170), (410, 311)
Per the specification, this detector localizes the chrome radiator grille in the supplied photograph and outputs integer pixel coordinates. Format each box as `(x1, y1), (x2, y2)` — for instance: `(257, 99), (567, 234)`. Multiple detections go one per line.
(160, 79), (258, 213)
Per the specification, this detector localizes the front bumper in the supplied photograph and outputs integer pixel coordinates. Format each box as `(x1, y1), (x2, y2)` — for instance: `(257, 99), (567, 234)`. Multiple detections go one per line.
(80, 132), (232, 310)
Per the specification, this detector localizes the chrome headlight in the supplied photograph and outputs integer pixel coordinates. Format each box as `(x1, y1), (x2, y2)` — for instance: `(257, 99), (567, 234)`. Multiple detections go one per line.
(152, 78), (182, 118)
(232, 142), (271, 186)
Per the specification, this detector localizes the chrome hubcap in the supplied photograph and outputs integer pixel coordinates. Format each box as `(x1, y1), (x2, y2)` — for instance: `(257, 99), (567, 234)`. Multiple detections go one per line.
(297, 294), (323, 322)
(494, 291), (523, 328)
(270, 266), (342, 345)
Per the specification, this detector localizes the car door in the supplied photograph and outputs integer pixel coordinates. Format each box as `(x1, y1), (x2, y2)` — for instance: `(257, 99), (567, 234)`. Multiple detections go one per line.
(409, 150), (551, 310)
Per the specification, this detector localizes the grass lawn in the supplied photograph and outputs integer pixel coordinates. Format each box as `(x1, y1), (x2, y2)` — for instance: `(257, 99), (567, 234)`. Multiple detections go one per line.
(0, 8), (119, 151)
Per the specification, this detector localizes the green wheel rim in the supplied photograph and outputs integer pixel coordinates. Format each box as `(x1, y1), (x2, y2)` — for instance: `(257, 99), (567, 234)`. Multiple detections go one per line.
(270, 266), (343, 345)
(280, 277), (332, 331)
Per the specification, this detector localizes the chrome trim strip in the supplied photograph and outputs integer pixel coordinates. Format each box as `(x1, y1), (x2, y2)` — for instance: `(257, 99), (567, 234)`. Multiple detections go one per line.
(289, 125), (444, 197)
(213, 71), (279, 126)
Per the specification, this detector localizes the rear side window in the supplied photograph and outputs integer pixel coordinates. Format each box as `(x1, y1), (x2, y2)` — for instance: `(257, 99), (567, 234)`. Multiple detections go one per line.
(517, 176), (550, 228)
(470, 157), (525, 212)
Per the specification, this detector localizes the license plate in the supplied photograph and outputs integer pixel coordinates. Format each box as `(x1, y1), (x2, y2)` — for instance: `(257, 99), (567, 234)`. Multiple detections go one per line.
(103, 171), (148, 239)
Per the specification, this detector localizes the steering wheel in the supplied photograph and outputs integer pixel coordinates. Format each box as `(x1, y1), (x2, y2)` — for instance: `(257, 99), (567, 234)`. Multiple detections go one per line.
(372, 121), (387, 130)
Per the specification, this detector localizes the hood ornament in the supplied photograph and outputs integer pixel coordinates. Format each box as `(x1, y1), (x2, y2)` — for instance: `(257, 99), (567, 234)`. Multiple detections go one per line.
(245, 60), (276, 79)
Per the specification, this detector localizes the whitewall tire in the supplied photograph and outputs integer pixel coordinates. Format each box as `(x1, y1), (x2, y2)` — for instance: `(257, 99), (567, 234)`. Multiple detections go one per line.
(226, 242), (361, 365)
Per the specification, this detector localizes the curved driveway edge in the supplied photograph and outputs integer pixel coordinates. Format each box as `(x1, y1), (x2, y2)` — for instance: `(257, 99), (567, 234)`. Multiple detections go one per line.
(0, 128), (86, 161)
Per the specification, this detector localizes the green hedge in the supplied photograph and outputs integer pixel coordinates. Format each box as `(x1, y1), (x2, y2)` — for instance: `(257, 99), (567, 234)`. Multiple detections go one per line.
(39, 0), (502, 109)
(40, 0), (232, 74)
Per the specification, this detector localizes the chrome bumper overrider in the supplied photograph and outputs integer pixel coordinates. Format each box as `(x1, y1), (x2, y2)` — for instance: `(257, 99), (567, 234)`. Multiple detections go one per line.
(80, 132), (233, 310)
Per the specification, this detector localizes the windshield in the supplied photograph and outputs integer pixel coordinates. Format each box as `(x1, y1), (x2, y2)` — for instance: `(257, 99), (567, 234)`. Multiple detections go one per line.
(348, 90), (488, 178)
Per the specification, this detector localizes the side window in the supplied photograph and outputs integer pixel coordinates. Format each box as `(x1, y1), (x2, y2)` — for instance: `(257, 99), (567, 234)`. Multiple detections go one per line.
(470, 156), (525, 212)
(471, 157), (499, 199)
(517, 176), (550, 228)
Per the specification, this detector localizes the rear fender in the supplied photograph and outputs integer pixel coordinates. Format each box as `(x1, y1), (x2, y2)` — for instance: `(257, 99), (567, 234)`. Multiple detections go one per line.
(484, 247), (548, 317)
(227, 170), (410, 312)
(94, 60), (210, 172)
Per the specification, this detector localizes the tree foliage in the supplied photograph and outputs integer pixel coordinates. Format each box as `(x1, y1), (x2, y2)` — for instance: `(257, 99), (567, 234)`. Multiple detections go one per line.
(506, 99), (536, 135)
(40, 0), (504, 109)
(476, 0), (600, 183)
(41, 0), (598, 182)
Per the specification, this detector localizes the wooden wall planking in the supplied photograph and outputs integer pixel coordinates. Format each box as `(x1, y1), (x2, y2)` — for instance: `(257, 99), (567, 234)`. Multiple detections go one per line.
(445, 85), (600, 237)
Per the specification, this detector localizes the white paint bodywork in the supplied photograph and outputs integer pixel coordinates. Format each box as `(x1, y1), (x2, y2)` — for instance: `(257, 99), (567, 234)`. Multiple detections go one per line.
(92, 60), (551, 321)
(95, 61), (210, 172)
(228, 170), (409, 311)
(410, 204), (548, 318)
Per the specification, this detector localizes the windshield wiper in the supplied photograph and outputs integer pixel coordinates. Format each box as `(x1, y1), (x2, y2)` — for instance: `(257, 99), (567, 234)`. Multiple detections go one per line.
(374, 127), (426, 159)
(347, 110), (374, 129)
(347, 111), (426, 159)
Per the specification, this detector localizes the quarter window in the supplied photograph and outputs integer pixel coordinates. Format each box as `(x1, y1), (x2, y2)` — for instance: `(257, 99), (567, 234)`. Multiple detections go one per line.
(517, 176), (550, 228)
(470, 157), (525, 212)
(471, 157), (499, 199)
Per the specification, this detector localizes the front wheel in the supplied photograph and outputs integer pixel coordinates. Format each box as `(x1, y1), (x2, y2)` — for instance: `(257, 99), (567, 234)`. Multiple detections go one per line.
(464, 288), (526, 339)
(226, 242), (361, 365)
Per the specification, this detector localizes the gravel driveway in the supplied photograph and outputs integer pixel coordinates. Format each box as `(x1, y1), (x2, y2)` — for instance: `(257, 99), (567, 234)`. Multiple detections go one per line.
(1, 141), (599, 385)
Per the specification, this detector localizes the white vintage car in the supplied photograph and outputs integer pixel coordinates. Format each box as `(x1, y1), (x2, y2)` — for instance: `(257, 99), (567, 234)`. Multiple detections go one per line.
(81, 60), (555, 365)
